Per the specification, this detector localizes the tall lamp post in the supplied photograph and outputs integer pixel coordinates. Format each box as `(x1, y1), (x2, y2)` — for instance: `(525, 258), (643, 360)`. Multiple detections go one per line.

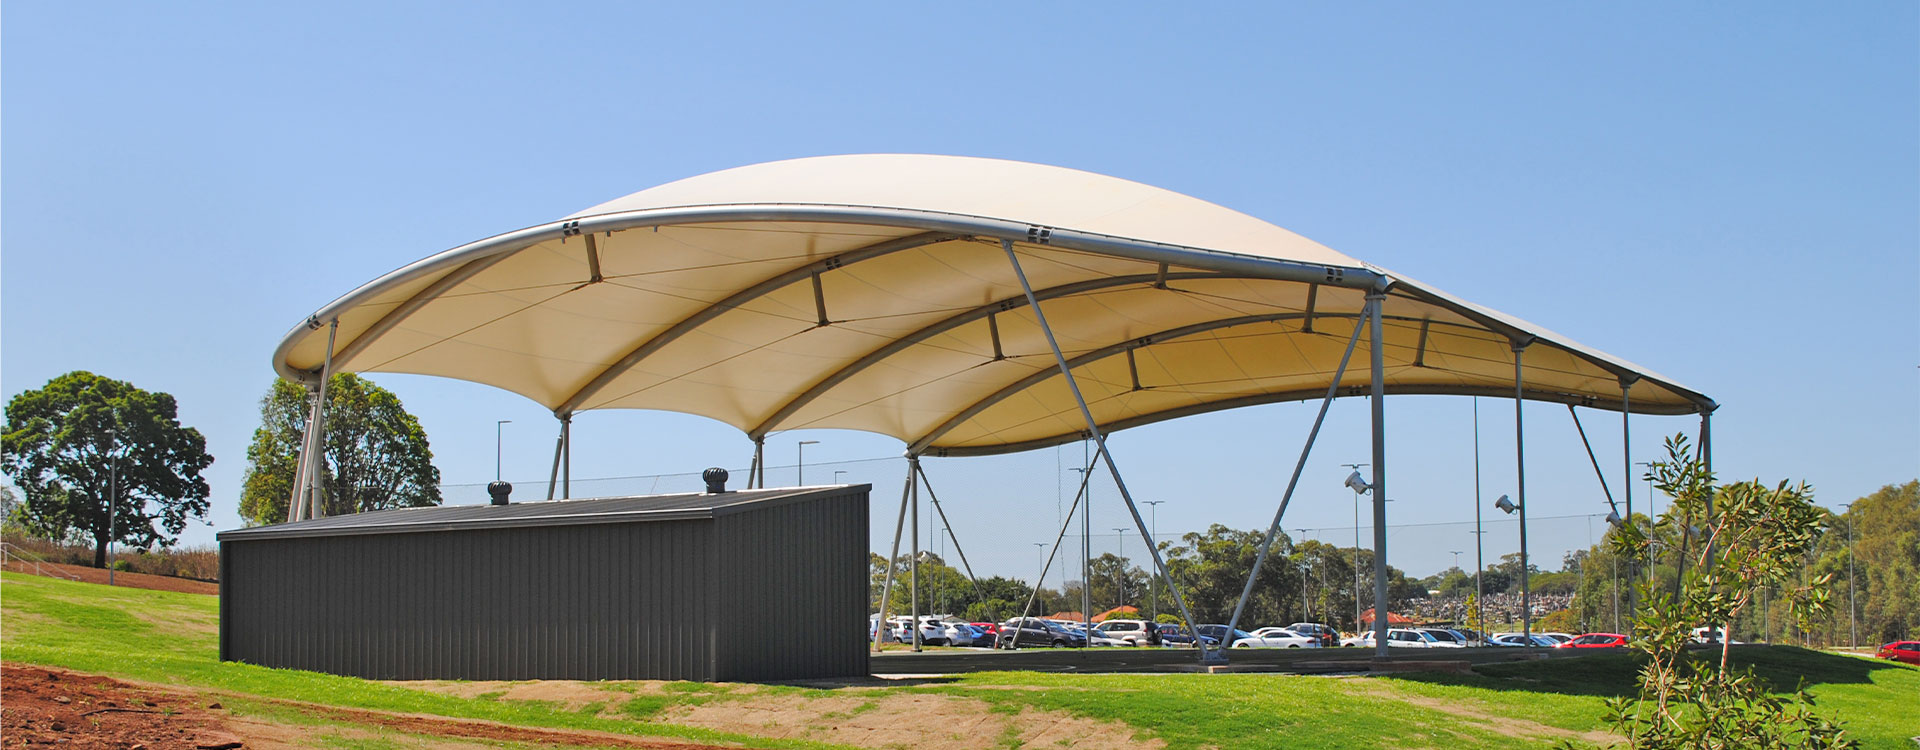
(1839, 503), (1857, 651)
(1300, 529), (1315, 622)
(495, 420), (511, 482)
(797, 440), (819, 485)
(1341, 462), (1368, 633)
(1495, 494), (1529, 642)
(107, 427), (119, 587)
(1112, 527), (1129, 606)
(1144, 500), (1164, 620)
(833, 470), (848, 484)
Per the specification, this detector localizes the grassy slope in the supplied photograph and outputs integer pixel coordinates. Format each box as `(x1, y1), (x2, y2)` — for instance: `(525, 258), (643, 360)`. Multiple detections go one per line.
(4, 571), (1916, 749)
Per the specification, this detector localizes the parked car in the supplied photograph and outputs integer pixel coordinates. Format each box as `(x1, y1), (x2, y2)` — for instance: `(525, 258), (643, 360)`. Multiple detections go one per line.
(1196, 624), (1260, 648)
(1538, 632), (1575, 644)
(1415, 628), (1468, 648)
(944, 623), (990, 647)
(1453, 627), (1485, 646)
(1156, 624), (1219, 648)
(1346, 628), (1440, 648)
(1095, 619), (1160, 646)
(969, 622), (1001, 638)
(1243, 627), (1321, 648)
(1286, 622), (1338, 648)
(1558, 633), (1628, 649)
(997, 617), (1087, 648)
(1875, 641), (1920, 665)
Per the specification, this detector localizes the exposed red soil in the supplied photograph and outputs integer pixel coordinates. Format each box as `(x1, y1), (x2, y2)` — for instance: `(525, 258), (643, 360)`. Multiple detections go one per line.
(0, 664), (739, 749)
(0, 561), (218, 595)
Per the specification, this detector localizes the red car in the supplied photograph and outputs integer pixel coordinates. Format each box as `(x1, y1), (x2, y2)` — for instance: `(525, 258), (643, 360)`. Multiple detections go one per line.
(969, 622), (1001, 637)
(1557, 632), (1628, 649)
(1876, 641), (1920, 665)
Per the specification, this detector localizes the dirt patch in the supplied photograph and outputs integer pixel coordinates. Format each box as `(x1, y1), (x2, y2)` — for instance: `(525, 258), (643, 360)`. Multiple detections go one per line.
(662, 691), (1162, 749)
(2, 663), (741, 749)
(1339, 676), (1617, 746)
(0, 662), (238, 749)
(2, 560), (218, 595)
(388, 679), (638, 711)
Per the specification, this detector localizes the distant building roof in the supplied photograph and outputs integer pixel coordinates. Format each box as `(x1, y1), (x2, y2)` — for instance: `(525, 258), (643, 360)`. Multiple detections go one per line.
(219, 486), (865, 542)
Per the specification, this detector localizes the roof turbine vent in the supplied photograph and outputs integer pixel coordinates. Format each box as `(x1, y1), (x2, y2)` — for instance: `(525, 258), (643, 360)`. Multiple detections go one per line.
(703, 467), (730, 494)
(487, 481), (512, 506)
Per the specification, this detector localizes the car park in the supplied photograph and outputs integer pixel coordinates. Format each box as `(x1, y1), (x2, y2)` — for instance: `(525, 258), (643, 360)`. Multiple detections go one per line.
(1558, 632), (1628, 649)
(1242, 627), (1321, 648)
(997, 617), (1087, 648)
(1156, 624), (1219, 648)
(1875, 641), (1920, 665)
(1094, 619), (1160, 646)
(1286, 622), (1338, 648)
(1415, 628), (1468, 648)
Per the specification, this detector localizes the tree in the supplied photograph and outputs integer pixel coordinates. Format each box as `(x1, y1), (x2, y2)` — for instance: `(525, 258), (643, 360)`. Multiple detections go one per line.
(1, 372), (214, 567)
(1592, 435), (1853, 749)
(238, 375), (440, 525)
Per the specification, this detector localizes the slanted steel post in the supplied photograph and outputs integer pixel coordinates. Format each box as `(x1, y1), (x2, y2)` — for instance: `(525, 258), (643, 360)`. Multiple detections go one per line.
(559, 413), (572, 499)
(1227, 311), (1367, 641)
(751, 437), (766, 489)
(915, 462), (988, 604)
(1367, 291), (1391, 658)
(547, 416), (566, 501)
(1000, 239), (1214, 663)
(300, 319), (339, 520)
(872, 463), (915, 652)
(287, 384), (321, 522)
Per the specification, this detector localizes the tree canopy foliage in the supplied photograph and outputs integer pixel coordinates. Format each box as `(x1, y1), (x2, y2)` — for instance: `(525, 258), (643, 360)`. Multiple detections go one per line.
(1, 371), (213, 566)
(238, 375), (440, 525)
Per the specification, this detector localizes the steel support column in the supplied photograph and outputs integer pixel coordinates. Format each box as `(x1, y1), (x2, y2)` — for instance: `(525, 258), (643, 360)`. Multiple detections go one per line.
(872, 464), (916, 652)
(1227, 310), (1368, 640)
(1367, 292), (1390, 659)
(1514, 341), (1532, 644)
(1000, 239), (1214, 663)
(299, 320), (339, 520)
(909, 455), (922, 652)
(560, 413), (571, 499)
(1621, 378), (1637, 616)
(546, 417), (565, 501)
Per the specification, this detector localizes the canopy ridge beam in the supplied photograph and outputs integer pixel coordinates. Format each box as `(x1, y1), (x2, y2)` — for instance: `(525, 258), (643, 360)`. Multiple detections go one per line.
(1226, 307), (1368, 642)
(1000, 238), (1215, 665)
(746, 269), (1259, 440)
(557, 231), (959, 414)
(908, 312), (1315, 454)
(310, 254), (515, 383)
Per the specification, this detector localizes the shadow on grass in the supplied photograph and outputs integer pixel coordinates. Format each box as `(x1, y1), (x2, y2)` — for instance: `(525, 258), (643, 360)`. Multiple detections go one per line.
(1382, 646), (1907, 698)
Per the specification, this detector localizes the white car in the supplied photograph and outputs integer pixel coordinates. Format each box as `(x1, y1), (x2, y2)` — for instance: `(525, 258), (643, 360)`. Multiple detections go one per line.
(1094, 619), (1157, 646)
(1347, 628), (1443, 648)
(1238, 627), (1321, 648)
(1414, 628), (1468, 648)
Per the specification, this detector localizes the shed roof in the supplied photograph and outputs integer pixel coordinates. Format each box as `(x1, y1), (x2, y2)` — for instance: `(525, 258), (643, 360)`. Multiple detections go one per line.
(274, 155), (1712, 457)
(218, 485), (866, 541)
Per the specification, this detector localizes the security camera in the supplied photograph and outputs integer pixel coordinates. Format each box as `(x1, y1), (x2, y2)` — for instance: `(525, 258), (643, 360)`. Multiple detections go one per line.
(1494, 494), (1517, 514)
(1344, 471), (1371, 495)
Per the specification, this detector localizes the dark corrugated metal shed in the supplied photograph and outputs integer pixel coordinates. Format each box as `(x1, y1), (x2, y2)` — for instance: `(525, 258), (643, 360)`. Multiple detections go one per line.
(219, 484), (869, 682)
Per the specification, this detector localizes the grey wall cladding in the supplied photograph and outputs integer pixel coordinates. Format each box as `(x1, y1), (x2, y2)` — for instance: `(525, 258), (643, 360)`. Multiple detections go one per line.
(220, 486), (868, 682)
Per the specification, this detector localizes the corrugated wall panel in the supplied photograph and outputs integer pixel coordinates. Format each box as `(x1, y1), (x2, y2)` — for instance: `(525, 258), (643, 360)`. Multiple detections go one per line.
(221, 488), (864, 681)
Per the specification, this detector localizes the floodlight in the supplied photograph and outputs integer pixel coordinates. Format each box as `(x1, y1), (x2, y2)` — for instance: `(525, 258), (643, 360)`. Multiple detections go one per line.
(1343, 471), (1371, 495)
(1494, 494), (1517, 515)
(1606, 510), (1623, 527)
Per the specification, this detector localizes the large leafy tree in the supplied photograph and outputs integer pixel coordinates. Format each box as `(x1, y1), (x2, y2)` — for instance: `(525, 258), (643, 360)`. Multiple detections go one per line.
(238, 375), (440, 525)
(1, 371), (214, 567)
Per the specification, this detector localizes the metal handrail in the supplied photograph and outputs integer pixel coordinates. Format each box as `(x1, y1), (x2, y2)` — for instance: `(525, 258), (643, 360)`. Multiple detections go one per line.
(0, 542), (83, 581)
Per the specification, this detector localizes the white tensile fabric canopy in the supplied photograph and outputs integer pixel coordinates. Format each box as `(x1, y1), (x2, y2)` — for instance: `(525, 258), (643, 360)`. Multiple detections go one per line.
(274, 154), (1713, 457)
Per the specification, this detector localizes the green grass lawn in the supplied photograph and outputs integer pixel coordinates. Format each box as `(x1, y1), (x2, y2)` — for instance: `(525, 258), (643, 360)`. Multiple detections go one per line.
(4, 571), (1916, 749)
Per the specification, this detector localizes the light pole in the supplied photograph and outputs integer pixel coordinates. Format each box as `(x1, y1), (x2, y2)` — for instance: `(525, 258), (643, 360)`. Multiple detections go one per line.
(107, 427), (118, 586)
(1450, 550), (1463, 623)
(1495, 494), (1529, 642)
(1112, 528), (1128, 606)
(1300, 529), (1314, 622)
(1341, 462), (1368, 633)
(1840, 503), (1857, 651)
(1471, 397), (1486, 635)
(495, 420), (511, 482)
(797, 440), (819, 485)
(1144, 500), (1164, 621)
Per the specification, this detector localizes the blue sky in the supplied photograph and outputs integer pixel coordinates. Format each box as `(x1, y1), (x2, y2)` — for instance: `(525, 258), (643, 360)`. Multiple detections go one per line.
(4, 2), (1914, 583)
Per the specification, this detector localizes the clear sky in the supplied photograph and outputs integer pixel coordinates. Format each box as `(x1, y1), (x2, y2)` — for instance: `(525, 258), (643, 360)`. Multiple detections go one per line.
(4, 2), (1915, 585)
